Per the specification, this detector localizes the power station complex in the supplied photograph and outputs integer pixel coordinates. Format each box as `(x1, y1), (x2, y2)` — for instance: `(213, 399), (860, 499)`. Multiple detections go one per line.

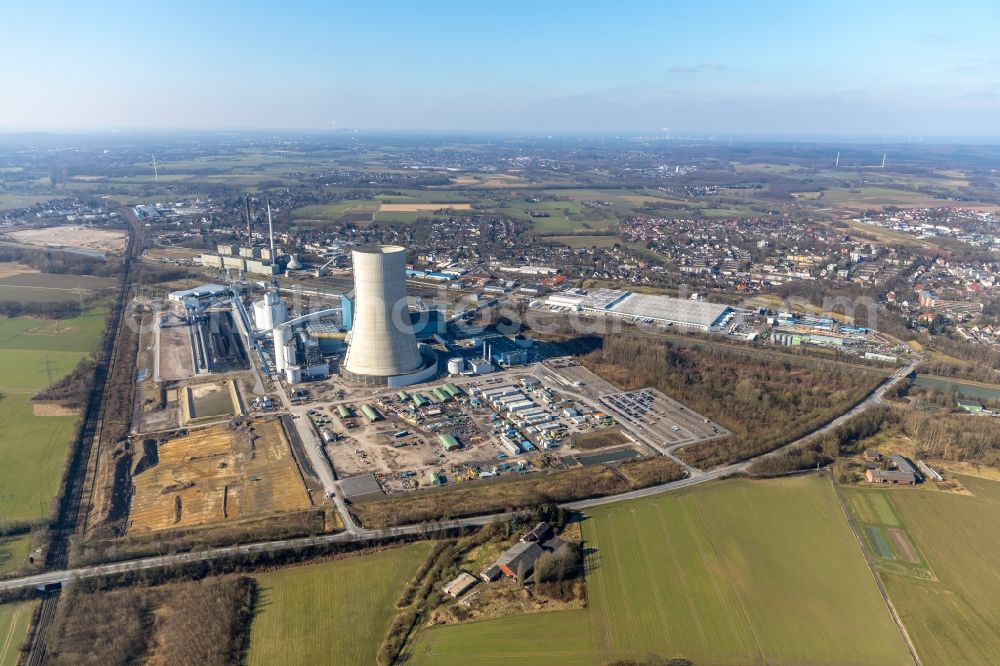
(341, 245), (438, 387)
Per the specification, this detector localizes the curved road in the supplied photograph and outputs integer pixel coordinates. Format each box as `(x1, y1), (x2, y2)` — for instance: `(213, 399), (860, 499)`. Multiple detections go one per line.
(0, 360), (917, 594)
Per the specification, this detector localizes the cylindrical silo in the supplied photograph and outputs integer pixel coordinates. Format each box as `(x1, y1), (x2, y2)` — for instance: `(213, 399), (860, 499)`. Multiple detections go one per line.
(273, 326), (292, 371)
(447, 357), (464, 375)
(342, 245), (423, 381)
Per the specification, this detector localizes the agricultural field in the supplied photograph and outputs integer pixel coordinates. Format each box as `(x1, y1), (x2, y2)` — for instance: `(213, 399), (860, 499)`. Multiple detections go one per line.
(290, 200), (379, 223)
(581, 475), (909, 664)
(407, 475), (911, 665)
(848, 476), (1000, 665)
(0, 308), (104, 523)
(0, 601), (34, 666)
(0, 269), (115, 303)
(246, 542), (432, 666)
(128, 417), (311, 533)
(407, 611), (597, 666)
(816, 186), (997, 211)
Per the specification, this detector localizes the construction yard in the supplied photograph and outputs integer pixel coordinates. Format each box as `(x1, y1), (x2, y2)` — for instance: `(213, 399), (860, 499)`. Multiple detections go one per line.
(181, 379), (244, 424)
(321, 366), (669, 500)
(128, 417), (313, 533)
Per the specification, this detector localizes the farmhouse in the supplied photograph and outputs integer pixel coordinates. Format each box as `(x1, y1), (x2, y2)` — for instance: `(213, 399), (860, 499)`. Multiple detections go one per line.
(520, 521), (554, 543)
(493, 541), (544, 581)
(866, 469), (917, 485)
(890, 454), (922, 482)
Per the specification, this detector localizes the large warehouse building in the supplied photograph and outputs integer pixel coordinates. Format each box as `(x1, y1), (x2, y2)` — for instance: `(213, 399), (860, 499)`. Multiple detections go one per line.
(341, 245), (438, 387)
(544, 288), (732, 331)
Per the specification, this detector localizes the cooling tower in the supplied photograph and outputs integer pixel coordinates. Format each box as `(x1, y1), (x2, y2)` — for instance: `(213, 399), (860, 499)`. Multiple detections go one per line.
(342, 245), (429, 384)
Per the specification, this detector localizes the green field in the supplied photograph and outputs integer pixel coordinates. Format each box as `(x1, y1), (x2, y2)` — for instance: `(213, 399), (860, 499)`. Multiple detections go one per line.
(0, 195), (57, 211)
(246, 542), (432, 666)
(0, 602), (35, 666)
(848, 476), (1000, 665)
(291, 200), (380, 221)
(0, 308), (104, 523)
(0, 272), (115, 303)
(408, 476), (910, 665)
(545, 235), (621, 249)
(817, 186), (966, 209)
(407, 611), (597, 665)
(0, 536), (32, 575)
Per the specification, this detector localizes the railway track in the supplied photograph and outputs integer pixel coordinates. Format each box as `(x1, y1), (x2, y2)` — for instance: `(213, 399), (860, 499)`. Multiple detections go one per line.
(22, 213), (141, 664)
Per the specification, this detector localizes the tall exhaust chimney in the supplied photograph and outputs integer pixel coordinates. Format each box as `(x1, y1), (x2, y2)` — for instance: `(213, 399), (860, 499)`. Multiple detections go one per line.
(245, 195), (252, 244)
(267, 198), (276, 261)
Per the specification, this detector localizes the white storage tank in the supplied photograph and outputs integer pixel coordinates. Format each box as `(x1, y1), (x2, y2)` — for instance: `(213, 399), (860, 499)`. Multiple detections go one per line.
(447, 357), (464, 375)
(285, 365), (302, 384)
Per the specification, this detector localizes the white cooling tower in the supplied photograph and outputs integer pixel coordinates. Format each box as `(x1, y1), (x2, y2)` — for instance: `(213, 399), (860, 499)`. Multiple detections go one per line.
(342, 245), (433, 386)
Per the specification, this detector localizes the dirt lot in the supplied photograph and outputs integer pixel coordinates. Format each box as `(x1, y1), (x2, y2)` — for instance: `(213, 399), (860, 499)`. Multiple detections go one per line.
(4, 225), (127, 254)
(158, 316), (196, 380)
(128, 418), (312, 533)
(571, 428), (630, 450)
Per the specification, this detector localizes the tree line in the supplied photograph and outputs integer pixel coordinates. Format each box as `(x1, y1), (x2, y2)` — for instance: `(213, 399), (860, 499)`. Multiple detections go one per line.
(580, 334), (884, 468)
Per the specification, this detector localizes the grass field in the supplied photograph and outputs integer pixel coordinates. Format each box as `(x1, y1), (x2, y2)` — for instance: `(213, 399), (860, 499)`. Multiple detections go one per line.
(407, 611), (597, 665)
(0, 271), (115, 303)
(816, 186), (992, 210)
(0, 195), (56, 211)
(0, 602), (34, 666)
(0, 536), (32, 575)
(0, 308), (104, 523)
(291, 201), (379, 221)
(545, 235), (621, 249)
(408, 475), (911, 665)
(849, 475), (1000, 665)
(246, 542), (432, 666)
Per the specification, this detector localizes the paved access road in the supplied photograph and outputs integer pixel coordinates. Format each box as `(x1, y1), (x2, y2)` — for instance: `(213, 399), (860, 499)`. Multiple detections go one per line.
(0, 360), (917, 594)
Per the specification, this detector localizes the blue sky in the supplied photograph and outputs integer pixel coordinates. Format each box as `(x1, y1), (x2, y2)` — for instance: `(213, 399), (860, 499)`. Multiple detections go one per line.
(3, 0), (999, 135)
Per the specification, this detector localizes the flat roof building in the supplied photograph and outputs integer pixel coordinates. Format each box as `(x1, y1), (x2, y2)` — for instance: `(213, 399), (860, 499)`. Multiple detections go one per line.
(442, 573), (478, 598)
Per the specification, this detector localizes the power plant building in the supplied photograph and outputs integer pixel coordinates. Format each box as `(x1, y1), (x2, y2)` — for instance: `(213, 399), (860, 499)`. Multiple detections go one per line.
(341, 245), (437, 387)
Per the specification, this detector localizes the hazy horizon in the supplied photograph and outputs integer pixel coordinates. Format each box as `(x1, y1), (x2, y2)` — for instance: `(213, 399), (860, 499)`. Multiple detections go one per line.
(4, 0), (999, 136)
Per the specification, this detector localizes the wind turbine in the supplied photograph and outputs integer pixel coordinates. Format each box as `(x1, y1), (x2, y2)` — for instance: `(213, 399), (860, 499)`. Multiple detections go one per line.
(881, 153), (887, 169)
(835, 152), (840, 168)
(151, 154), (158, 182)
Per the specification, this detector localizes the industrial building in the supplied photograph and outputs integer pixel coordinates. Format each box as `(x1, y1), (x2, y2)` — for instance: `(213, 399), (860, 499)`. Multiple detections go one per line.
(341, 245), (438, 387)
(544, 288), (732, 331)
(167, 284), (228, 302)
(201, 200), (282, 276)
(201, 248), (279, 276)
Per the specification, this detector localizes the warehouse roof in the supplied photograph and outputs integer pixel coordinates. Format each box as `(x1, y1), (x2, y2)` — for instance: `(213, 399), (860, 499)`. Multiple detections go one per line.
(495, 541), (544, 579)
(608, 293), (730, 328)
(167, 283), (228, 301)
